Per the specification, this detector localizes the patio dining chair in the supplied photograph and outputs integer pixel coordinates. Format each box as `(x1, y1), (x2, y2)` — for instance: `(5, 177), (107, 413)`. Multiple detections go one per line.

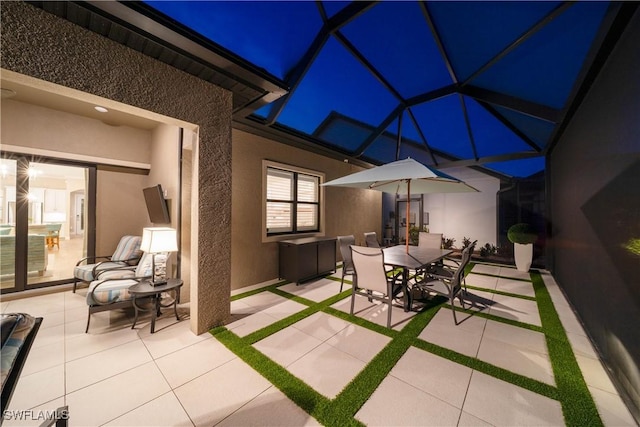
(337, 235), (356, 292)
(412, 244), (474, 325)
(418, 232), (442, 249)
(364, 232), (380, 248)
(349, 245), (397, 328)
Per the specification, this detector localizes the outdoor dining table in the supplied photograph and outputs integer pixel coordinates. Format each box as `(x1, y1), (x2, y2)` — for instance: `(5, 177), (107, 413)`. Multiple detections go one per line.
(382, 245), (454, 311)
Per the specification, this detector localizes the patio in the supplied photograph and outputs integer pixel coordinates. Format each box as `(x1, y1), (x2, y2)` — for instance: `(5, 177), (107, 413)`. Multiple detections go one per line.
(1, 262), (635, 426)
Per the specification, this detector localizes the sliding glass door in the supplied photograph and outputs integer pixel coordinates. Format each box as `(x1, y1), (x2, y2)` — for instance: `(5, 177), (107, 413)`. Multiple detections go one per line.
(0, 154), (94, 293)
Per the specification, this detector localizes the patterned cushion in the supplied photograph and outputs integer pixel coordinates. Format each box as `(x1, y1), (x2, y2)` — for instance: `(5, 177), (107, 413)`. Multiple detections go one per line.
(95, 268), (136, 280)
(74, 262), (126, 282)
(135, 253), (154, 278)
(111, 235), (142, 262)
(86, 279), (136, 306)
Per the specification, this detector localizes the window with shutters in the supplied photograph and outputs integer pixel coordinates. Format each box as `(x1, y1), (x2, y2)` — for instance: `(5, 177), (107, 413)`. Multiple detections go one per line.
(265, 163), (321, 236)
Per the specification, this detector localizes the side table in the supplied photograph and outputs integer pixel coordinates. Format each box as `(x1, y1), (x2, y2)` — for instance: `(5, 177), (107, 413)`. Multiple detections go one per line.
(129, 278), (183, 333)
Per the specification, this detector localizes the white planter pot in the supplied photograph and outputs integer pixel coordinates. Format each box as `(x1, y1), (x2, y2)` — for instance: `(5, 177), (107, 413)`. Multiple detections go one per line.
(514, 243), (533, 272)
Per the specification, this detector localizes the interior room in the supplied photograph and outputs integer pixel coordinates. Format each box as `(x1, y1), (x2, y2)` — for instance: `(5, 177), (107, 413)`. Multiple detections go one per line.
(1, 1), (638, 426)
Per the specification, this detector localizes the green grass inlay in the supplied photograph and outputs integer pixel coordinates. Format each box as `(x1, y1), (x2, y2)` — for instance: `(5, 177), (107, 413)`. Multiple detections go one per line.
(211, 264), (605, 426)
(531, 272), (603, 427)
(412, 335), (558, 399)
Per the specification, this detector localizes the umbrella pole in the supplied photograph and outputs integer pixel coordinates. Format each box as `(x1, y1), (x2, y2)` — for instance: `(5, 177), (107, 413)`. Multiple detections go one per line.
(406, 180), (410, 253)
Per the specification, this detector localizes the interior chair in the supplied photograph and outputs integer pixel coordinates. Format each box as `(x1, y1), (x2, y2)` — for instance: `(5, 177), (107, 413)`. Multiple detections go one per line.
(45, 223), (61, 249)
(85, 252), (153, 333)
(73, 235), (143, 293)
(337, 235), (356, 292)
(412, 244), (474, 325)
(349, 245), (397, 328)
(364, 232), (380, 248)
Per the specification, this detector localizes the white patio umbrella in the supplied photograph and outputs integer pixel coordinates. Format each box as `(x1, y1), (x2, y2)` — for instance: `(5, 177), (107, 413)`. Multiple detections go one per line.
(322, 158), (478, 252)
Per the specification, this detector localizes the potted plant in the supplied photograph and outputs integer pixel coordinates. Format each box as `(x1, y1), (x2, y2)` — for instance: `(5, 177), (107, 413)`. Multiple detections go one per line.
(507, 223), (538, 271)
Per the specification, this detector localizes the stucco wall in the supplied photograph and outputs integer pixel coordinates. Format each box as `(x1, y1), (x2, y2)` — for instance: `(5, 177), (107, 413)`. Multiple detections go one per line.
(1, 1), (232, 334)
(231, 128), (381, 290)
(549, 10), (640, 421)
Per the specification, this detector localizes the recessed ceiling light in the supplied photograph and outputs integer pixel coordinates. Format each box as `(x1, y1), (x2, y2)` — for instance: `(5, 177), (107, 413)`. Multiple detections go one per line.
(94, 106), (108, 113)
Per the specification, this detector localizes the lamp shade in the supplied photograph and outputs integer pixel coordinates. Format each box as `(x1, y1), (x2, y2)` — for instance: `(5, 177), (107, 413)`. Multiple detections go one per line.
(141, 227), (178, 253)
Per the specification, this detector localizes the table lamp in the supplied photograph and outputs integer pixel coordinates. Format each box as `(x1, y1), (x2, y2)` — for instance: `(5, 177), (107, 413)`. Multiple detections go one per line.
(140, 227), (178, 286)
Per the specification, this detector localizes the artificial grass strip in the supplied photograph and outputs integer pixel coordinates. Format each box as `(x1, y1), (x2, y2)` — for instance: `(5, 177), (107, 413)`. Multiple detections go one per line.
(322, 306), (398, 339)
(243, 305), (319, 344)
(269, 288), (318, 306)
(464, 284), (537, 301)
(243, 289), (354, 344)
(331, 300), (442, 417)
(412, 336), (558, 399)
(212, 267), (604, 427)
(230, 280), (289, 301)
(447, 304), (544, 333)
(213, 328), (366, 427)
(531, 272), (604, 427)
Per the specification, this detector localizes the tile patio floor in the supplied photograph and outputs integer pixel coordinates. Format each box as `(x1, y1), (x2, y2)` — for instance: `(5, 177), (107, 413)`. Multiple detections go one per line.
(1, 263), (636, 426)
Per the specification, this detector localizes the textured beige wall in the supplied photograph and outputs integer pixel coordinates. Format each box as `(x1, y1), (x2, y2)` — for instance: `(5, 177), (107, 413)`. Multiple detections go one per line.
(149, 124), (180, 226)
(1, 99), (152, 164)
(96, 170), (149, 254)
(148, 124), (182, 297)
(1, 2), (232, 334)
(231, 129), (382, 290)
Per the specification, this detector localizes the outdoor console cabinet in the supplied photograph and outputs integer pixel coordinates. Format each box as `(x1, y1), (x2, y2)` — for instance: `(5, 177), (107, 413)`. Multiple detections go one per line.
(279, 236), (337, 284)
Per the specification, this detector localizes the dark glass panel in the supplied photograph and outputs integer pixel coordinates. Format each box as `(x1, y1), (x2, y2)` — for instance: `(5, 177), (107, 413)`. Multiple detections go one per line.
(312, 114), (372, 152)
(485, 157), (545, 178)
(341, 2), (452, 98)
(410, 95), (474, 159)
(366, 118), (402, 164)
(472, 2), (609, 109)
(494, 106), (555, 149)
(278, 36), (398, 137)
(399, 144), (433, 166)
(465, 98), (534, 158)
(428, 1), (561, 82)
(321, 1), (351, 18)
(144, 1), (321, 79)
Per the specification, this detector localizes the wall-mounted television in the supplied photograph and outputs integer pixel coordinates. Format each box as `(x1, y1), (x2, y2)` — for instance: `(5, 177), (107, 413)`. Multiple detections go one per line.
(143, 184), (171, 224)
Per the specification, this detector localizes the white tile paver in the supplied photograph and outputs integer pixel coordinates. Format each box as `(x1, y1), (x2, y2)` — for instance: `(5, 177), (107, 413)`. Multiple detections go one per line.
(495, 277), (535, 297)
(418, 308), (486, 357)
(217, 386), (322, 427)
(155, 336), (237, 388)
(253, 325), (323, 367)
(287, 342), (366, 398)
(356, 375), (461, 426)
(65, 339), (152, 392)
(326, 322), (391, 362)
(391, 347), (473, 408)
(174, 358), (272, 427)
(278, 277), (342, 302)
(477, 336), (555, 385)
(6, 365), (65, 411)
(103, 392), (193, 427)
(292, 311), (350, 341)
(65, 362), (171, 427)
(464, 371), (564, 426)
